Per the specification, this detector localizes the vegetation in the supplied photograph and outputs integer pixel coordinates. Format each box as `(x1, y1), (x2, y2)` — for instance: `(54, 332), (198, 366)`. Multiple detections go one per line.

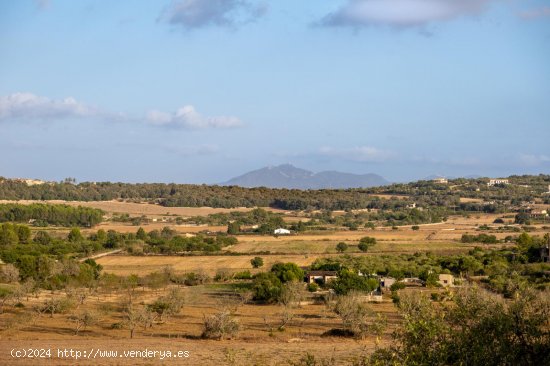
(0, 203), (103, 227)
(2, 174), (549, 210)
(366, 287), (550, 366)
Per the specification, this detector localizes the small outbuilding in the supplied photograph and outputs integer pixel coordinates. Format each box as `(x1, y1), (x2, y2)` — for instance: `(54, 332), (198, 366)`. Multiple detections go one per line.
(305, 270), (338, 285)
(380, 277), (396, 290)
(438, 274), (455, 287)
(274, 228), (291, 235)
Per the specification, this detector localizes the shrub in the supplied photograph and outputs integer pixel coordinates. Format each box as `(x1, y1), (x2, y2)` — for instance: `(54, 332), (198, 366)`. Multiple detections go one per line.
(390, 282), (406, 292)
(233, 270), (252, 280)
(202, 310), (240, 340)
(307, 283), (319, 292)
(250, 257), (264, 268)
(336, 242), (348, 253)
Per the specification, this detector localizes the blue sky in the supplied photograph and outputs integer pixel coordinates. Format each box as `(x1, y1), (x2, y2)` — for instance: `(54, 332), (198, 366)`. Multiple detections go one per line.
(1, 0), (549, 183)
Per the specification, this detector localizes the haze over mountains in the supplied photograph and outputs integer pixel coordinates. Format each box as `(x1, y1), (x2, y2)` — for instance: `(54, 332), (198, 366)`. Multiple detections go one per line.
(222, 164), (389, 189)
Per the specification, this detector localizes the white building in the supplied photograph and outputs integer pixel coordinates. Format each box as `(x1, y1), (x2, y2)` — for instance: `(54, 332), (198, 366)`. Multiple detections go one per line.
(432, 178), (448, 184)
(274, 228), (291, 235)
(487, 179), (509, 187)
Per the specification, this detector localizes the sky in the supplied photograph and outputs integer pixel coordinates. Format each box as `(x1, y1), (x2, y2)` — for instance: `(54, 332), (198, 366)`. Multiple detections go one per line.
(1, 0), (549, 184)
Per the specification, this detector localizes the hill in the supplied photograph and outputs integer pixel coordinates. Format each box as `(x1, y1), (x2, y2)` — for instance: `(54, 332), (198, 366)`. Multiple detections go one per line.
(222, 164), (389, 189)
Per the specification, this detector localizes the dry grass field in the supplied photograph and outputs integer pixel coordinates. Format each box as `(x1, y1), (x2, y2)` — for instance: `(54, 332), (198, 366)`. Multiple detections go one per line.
(1, 200), (545, 365)
(0, 283), (402, 365)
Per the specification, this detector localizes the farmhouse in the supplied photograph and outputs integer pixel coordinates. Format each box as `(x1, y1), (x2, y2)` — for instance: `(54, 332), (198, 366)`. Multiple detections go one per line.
(305, 270), (338, 285)
(432, 178), (448, 184)
(402, 277), (425, 286)
(273, 228), (291, 235)
(380, 277), (396, 290)
(487, 179), (509, 187)
(437, 274), (455, 287)
(529, 209), (548, 219)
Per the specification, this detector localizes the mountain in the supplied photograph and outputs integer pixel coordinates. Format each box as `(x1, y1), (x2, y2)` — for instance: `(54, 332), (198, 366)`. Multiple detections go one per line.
(222, 164), (389, 189)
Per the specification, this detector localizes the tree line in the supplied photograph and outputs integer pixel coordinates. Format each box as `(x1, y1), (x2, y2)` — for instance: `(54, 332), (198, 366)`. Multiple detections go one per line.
(0, 203), (103, 227)
(1, 174), (549, 209)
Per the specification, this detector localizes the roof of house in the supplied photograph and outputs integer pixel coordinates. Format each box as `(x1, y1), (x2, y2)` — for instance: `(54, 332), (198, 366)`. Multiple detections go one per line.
(306, 270), (338, 277)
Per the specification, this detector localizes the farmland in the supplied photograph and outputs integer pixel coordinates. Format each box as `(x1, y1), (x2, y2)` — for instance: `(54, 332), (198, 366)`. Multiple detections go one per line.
(0, 177), (549, 365)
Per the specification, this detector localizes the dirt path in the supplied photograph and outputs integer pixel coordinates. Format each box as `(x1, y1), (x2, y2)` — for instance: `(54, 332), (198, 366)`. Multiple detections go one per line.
(79, 249), (123, 262)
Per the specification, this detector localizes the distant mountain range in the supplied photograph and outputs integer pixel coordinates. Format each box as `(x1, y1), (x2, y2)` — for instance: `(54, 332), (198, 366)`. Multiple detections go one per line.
(424, 174), (482, 181)
(221, 164), (389, 189)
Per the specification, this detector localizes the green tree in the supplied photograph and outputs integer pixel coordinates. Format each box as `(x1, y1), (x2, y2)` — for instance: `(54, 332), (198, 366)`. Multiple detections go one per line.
(250, 256), (264, 268)
(0, 223), (19, 246)
(358, 237), (376, 252)
(136, 227), (147, 240)
(252, 272), (282, 302)
(336, 242), (348, 253)
(331, 269), (378, 295)
(67, 227), (83, 242)
(16, 225), (32, 243)
(227, 221), (241, 235)
(270, 262), (304, 283)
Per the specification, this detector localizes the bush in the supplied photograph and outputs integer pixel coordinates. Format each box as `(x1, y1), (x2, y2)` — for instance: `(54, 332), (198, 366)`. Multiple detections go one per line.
(202, 310), (240, 340)
(390, 282), (406, 292)
(214, 269), (233, 282)
(371, 287), (550, 366)
(411, 225), (420, 231)
(250, 257), (264, 268)
(252, 272), (282, 302)
(336, 242), (348, 253)
(307, 283), (319, 292)
(183, 272), (210, 286)
(233, 270), (252, 280)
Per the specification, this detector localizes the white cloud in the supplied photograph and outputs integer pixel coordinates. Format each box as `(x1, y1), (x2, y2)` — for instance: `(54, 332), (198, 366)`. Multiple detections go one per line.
(160, 0), (267, 30)
(519, 6), (550, 20)
(319, 146), (396, 162)
(146, 105), (243, 129)
(0, 92), (99, 121)
(518, 154), (550, 166)
(320, 0), (492, 28)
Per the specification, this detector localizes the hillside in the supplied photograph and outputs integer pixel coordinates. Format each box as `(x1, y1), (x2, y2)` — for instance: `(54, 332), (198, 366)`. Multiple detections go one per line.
(222, 164), (389, 189)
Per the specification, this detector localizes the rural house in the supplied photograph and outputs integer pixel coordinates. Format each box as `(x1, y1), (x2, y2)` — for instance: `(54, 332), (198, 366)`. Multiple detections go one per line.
(380, 277), (396, 290)
(274, 228), (291, 235)
(305, 270), (338, 285)
(487, 179), (509, 186)
(432, 178), (448, 184)
(438, 274), (455, 287)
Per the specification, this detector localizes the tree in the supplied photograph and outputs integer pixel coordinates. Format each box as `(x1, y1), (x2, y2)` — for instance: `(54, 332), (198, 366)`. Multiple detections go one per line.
(67, 227), (83, 242)
(1, 263), (20, 283)
(136, 227), (146, 240)
(336, 242), (348, 253)
(411, 225), (420, 231)
(250, 256), (264, 268)
(358, 236), (376, 252)
(227, 222), (241, 235)
(367, 287), (550, 366)
(0, 223), (19, 245)
(252, 272), (282, 302)
(16, 225), (31, 243)
(279, 281), (305, 308)
(270, 262), (304, 283)
(34, 231), (51, 245)
(331, 269), (378, 295)
(333, 292), (385, 338)
(70, 310), (98, 335)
